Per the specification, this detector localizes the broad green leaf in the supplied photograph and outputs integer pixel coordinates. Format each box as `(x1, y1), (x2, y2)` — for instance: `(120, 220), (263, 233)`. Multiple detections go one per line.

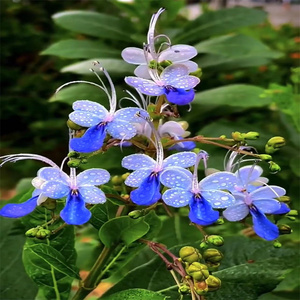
(101, 289), (165, 300)
(175, 7), (266, 44)
(53, 11), (134, 42)
(99, 216), (150, 247)
(23, 243), (80, 279)
(0, 218), (38, 299)
(61, 58), (134, 75)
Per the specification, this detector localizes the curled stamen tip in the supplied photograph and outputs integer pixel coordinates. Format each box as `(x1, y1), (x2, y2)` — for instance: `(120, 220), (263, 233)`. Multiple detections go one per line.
(198, 150), (209, 160)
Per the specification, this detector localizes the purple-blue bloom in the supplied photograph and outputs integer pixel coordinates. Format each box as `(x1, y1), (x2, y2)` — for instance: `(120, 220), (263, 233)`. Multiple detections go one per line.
(160, 151), (237, 225)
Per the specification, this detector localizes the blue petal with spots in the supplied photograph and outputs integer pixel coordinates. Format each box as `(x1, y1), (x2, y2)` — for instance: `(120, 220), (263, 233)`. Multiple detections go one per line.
(160, 168), (192, 189)
(250, 206), (279, 241)
(201, 190), (236, 209)
(41, 181), (70, 199)
(272, 203), (290, 215)
(38, 167), (69, 184)
(60, 193), (91, 225)
(164, 88), (195, 105)
(163, 152), (196, 168)
(122, 154), (156, 170)
(77, 169), (110, 186)
(124, 168), (153, 187)
(189, 194), (219, 225)
(78, 186), (106, 204)
(200, 172), (238, 191)
(106, 119), (137, 140)
(169, 137), (196, 151)
(130, 174), (161, 205)
(114, 107), (149, 123)
(162, 188), (193, 207)
(70, 124), (107, 153)
(0, 196), (38, 218)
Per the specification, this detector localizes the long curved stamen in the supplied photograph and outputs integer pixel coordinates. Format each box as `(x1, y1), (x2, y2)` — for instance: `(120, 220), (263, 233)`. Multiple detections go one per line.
(0, 154), (59, 168)
(192, 151), (209, 193)
(120, 89), (148, 110)
(143, 44), (161, 83)
(89, 68), (113, 102)
(100, 67), (117, 114)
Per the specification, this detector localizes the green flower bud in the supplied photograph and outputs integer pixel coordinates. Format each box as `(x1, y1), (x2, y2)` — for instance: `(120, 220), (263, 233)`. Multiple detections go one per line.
(179, 246), (202, 264)
(81, 158), (88, 164)
(207, 235), (224, 247)
(278, 196), (291, 204)
(199, 241), (209, 250)
(186, 262), (209, 281)
(232, 131), (244, 141)
(265, 136), (286, 154)
(159, 60), (172, 68)
(273, 241), (282, 248)
(287, 209), (297, 216)
(128, 210), (144, 219)
(190, 68), (202, 79)
(269, 161), (281, 172)
(36, 229), (51, 239)
(215, 218), (225, 225)
(219, 135), (226, 139)
(178, 284), (190, 294)
(206, 262), (221, 272)
(287, 216), (296, 221)
(25, 227), (39, 237)
(111, 175), (123, 186)
(68, 151), (80, 158)
(205, 275), (221, 291)
(67, 159), (81, 168)
(178, 121), (189, 131)
(257, 154), (273, 161)
(67, 119), (82, 130)
(40, 198), (56, 210)
(244, 132), (260, 140)
(203, 248), (223, 263)
(278, 224), (292, 235)
(121, 172), (130, 181)
(193, 280), (208, 295)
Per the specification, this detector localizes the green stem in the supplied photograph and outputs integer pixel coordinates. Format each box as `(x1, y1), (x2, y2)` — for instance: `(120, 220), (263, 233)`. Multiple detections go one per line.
(156, 284), (178, 293)
(72, 246), (115, 300)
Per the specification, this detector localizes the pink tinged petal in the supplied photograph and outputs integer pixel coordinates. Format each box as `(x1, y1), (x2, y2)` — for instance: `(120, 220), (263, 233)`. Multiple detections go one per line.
(162, 188), (193, 207)
(168, 75), (200, 89)
(134, 65), (152, 79)
(121, 47), (147, 64)
(124, 168), (153, 187)
(41, 181), (70, 199)
(73, 100), (108, 117)
(77, 169), (110, 186)
(37, 167), (69, 184)
(180, 61), (199, 73)
(159, 45), (198, 62)
(235, 165), (263, 187)
(252, 199), (281, 214)
(114, 107), (149, 123)
(106, 119), (137, 140)
(159, 121), (185, 137)
(69, 111), (103, 128)
(201, 190), (236, 208)
(250, 186), (286, 200)
(78, 186), (106, 204)
(223, 203), (249, 221)
(163, 151), (197, 168)
(122, 154), (156, 170)
(200, 172), (238, 191)
(160, 168), (192, 189)
(125, 77), (164, 96)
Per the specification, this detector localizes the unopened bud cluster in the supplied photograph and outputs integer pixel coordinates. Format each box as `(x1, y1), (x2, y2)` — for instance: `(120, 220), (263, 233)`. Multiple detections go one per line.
(26, 226), (51, 239)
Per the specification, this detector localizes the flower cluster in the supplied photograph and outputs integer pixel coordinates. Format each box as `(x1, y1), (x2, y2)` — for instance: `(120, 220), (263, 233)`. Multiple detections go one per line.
(0, 8), (290, 242)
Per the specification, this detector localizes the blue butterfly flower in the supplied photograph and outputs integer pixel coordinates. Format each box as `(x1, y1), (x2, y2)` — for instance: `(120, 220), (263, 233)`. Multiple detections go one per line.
(40, 167), (110, 225)
(223, 165), (288, 240)
(122, 151), (197, 206)
(160, 151), (237, 225)
(125, 64), (200, 105)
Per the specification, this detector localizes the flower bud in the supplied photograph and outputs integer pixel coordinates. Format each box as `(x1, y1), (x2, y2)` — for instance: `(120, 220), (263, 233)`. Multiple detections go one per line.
(265, 136), (286, 154)
(207, 235), (224, 247)
(25, 227), (39, 238)
(190, 68), (202, 79)
(206, 262), (221, 272)
(205, 275), (221, 291)
(278, 196), (291, 204)
(36, 228), (51, 239)
(121, 173), (130, 181)
(287, 209), (298, 216)
(178, 284), (190, 294)
(287, 216), (296, 221)
(111, 175), (123, 186)
(193, 280), (208, 295)
(159, 60), (172, 68)
(231, 131), (244, 141)
(199, 241), (209, 250)
(179, 246), (202, 264)
(219, 135), (226, 139)
(67, 119), (82, 130)
(67, 159), (81, 168)
(273, 241), (282, 248)
(186, 262), (209, 281)
(128, 210), (144, 219)
(68, 151), (80, 158)
(257, 154), (273, 161)
(178, 121), (189, 131)
(244, 132), (260, 140)
(81, 158), (88, 164)
(278, 224), (292, 235)
(215, 218), (225, 225)
(203, 248), (223, 263)
(40, 198), (56, 210)
(269, 161), (281, 172)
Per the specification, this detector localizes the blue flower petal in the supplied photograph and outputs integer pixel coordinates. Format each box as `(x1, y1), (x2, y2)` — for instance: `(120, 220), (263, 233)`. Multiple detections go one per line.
(114, 107), (149, 123)
(235, 165), (263, 187)
(60, 193), (91, 225)
(160, 168), (192, 189)
(70, 124), (107, 153)
(38, 167), (69, 184)
(169, 137), (196, 151)
(163, 152), (196, 168)
(125, 168), (153, 188)
(162, 188), (193, 207)
(106, 119), (137, 140)
(41, 181), (70, 199)
(130, 173), (161, 205)
(0, 196), (38, 218)
(201, 190), (235, 209)
(200, 172), (238, 192)
(164, 88), (195, 105)
(272, 203), (290, 215)
(77, 169), (110, 186)
(122, 154), (156, 170)
(189, 194), (219, 225)
(250, 206), (279, 241)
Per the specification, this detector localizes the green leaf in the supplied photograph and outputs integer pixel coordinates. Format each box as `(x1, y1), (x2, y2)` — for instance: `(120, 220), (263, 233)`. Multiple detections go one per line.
(41, 39), (120, 59)
(52, 10), (134, 42)
(23, 243), (79, 279)
(99, 216), (150, 247)
(101, 289), (165, 300)
(175, 7), (267, 44)
(61, 58), (134, 75)
(0, 218), (38, 299)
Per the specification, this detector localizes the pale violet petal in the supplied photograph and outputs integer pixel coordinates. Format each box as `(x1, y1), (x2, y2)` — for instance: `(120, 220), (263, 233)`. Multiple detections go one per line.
(223, 203), (249, 221)
(124, 168), (153, 187)
(122, 154), (156, 170)
(235, 165), (263, 187)
(125, 77), (164, 96)
(69, 111), (102, 127)
(160, 168), (192, 189)
(77, 169), (110, 186)
(162, 188), (193, 207)
(159, 121), (185, 137)
(106, 119), (137, 140)
(73, 100), (108, 118)
(200, 172), (238, 191)
(37, 193), (48, 205)
(250, 186), (286, 200)
(163, 152), (196, 168)
(161, 64), (189, 82)
(134, 65), (152, 79)
(37, 167), (69, 184)
(78, 186), (106, 204)
(41, 181), (70, 199)
(180, 61), (199, 73)
(201, 190), (235, 208)
(159, 45), (197, 62)
(167, 75), (200, 89)
(252, 199), (281, 214)
(121, 47), (147, 65)
(114, 107), (149, 123)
